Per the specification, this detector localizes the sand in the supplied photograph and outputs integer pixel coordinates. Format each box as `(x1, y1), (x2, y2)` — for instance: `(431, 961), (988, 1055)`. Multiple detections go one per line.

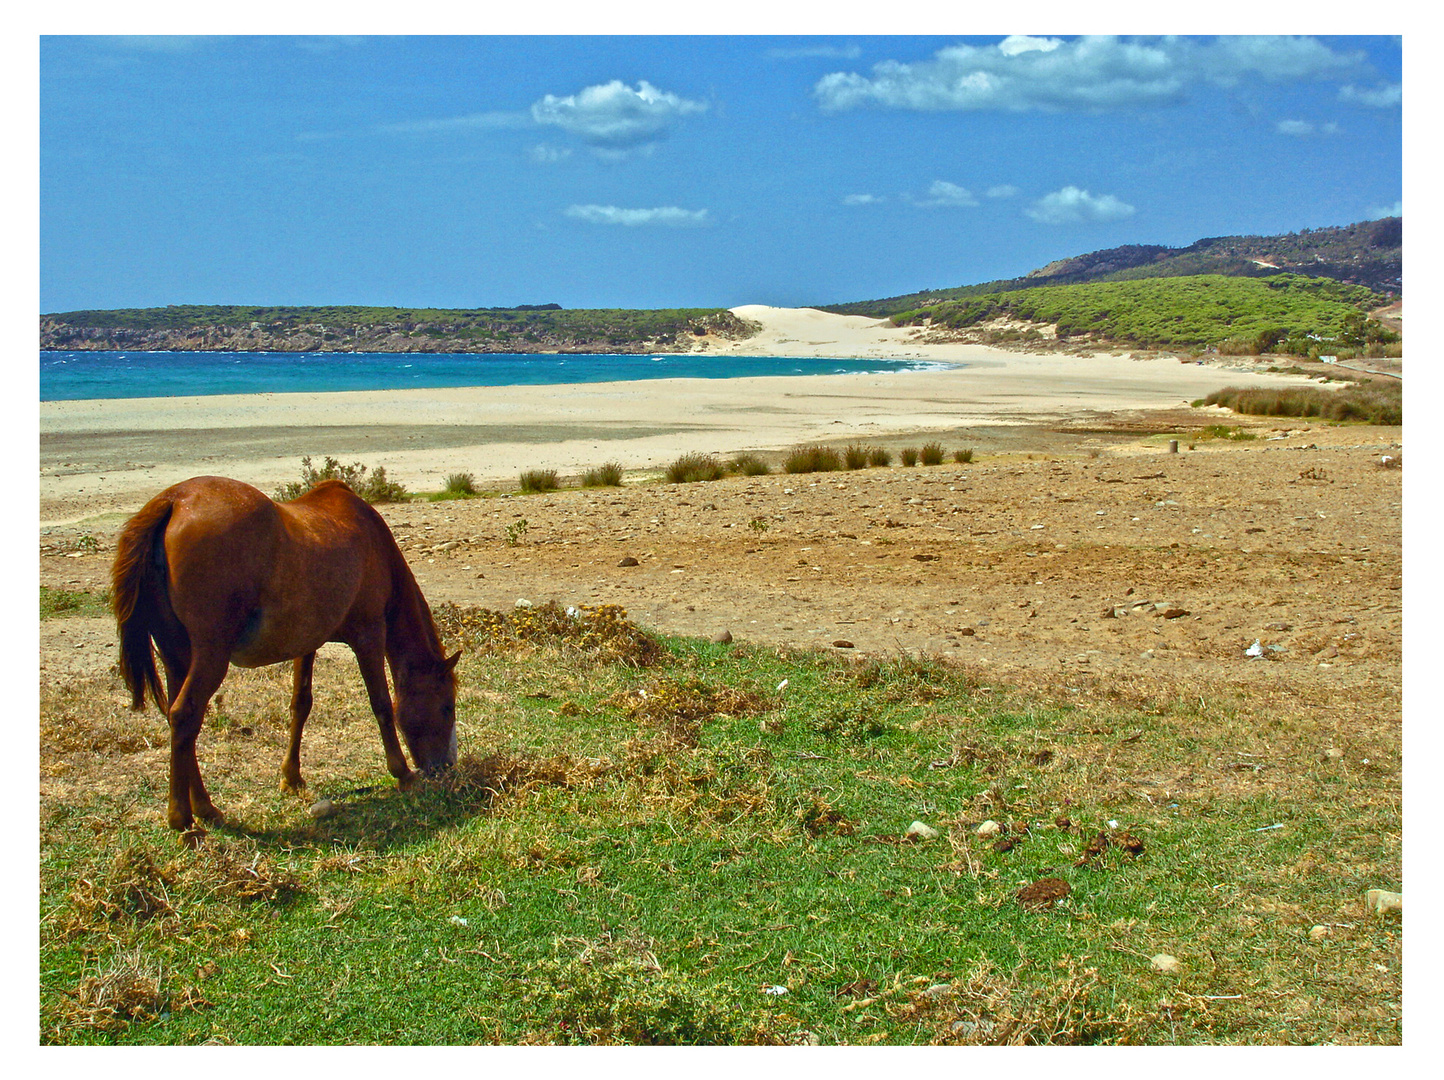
(39, 305), (1324, 526)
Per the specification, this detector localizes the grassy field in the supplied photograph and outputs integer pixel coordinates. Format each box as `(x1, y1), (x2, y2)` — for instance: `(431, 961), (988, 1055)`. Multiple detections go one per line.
(39, 600), (1401, 1045)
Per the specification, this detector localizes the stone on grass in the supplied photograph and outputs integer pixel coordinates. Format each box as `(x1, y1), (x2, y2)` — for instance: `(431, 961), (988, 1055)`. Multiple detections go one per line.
(711, 630), (733, 644)
(1365, 889), (1402, 916)
(1150, 954), (1181, 974)
(308, 799), (338, 820)
(906, 821), (940, 841)
(1308, 925), (1331, 942)
(976, 820), (1002, 839)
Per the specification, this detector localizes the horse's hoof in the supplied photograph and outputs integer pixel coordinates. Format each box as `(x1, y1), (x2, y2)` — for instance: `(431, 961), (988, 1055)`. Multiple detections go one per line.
(179, 826), (207, 849)
(194, 806), (226, 826)
(280, 776), (307, 795)
(396, 771), (418, 792)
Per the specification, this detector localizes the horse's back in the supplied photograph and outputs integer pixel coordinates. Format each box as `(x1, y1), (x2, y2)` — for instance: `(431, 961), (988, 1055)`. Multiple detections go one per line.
(155, 476), (389, 665)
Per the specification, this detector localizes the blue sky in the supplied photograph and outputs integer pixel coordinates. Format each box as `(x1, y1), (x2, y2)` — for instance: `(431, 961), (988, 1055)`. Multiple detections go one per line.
(39, 32), (1403, 313)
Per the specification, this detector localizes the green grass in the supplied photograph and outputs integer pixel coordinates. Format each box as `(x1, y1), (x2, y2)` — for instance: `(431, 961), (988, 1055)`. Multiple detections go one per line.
(582, 462), (625, 488)
(518, 469), (560, 493)
(727, 453), (772, 477)
(40, 609), (1401, 1045)
(665, 453), (724, 484)
(1203, 382), (1402, 425)
(783, 446), (842, 474)
(41, 586), (111, 619)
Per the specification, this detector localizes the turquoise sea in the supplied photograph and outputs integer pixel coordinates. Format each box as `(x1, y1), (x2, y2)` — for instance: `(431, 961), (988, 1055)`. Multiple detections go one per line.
(39, 350), (951, 402)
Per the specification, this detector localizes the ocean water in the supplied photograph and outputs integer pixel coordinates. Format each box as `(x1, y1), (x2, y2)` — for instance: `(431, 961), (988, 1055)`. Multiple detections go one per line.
(39, 350), (952, 402)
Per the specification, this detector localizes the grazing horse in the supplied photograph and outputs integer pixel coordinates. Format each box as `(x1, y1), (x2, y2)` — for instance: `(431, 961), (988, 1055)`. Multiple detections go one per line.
(111, 476), (459, 838)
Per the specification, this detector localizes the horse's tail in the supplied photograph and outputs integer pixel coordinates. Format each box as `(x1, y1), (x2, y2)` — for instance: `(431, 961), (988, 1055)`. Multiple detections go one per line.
(111, 495), (176, 712)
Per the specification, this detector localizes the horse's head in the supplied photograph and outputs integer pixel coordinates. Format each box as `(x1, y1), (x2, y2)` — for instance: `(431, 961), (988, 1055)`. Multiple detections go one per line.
(396, 651), (461, 776)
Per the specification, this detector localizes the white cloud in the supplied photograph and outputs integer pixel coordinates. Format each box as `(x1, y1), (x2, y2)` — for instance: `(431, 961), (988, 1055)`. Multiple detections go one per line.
(1368, 200), (1402, 219)
(1341, 82), (1402, 107)
(768, 44), (862, 60)
(1276, 119), (1340, 137)
(843, 193), (884, 205)
(528, 144), (572, 164)
(914, 180), (979, 208)
(379, 111), (530, 135)
(997, 35), (1062, 58)
(986, 184), (1020, 199)
(564, 205), (709, 227)
(532, 80), (706, 153)
(1026, 186), (1135, 225)
(815, 35), (1365, 114)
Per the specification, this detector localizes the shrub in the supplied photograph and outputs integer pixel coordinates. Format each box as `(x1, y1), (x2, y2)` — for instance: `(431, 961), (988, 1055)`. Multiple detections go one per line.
(443, 472), (477, 496)
(275, 456), (410, 504)
(1203, 382), (1401, 425)
(666, 452), (724, 484)
(843, 444), (870, 470)
(519, 469), (559, 493)
(899, 447), (920, 467)
(953, 448), (974, 463)
(920, 442), (945, 465)
(783, 445), (842, 474)
(727, 453), (771, 476)
(583, 462), (624, 487)
(868, 447), (892, 467)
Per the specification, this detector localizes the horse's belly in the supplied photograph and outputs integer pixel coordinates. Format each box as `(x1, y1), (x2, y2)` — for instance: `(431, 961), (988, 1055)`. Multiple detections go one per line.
(228, 607), (334, 668)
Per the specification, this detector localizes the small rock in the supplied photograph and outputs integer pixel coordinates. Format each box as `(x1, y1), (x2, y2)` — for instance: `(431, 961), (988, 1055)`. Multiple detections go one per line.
(1150, 954), (1181, 974)
(1323, 747), (1344, 762)
(832, 639), (855, 649)
(618, 556), (640, 567)
(1308, 925), (1331, 942)
(976, 820), (1002, 839)
(1365, 889), (1402, 916)
(906, 821), (940, 841)
(711, 630), (733, 644)
(308, 799), (338, 820)
(514, 598), (533, 609)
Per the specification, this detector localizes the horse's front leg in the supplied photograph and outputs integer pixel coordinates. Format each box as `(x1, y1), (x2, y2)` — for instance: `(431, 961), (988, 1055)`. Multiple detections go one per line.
(352, 639), (416, 790)
(166, 647), (230, 841)
(280, 652), (315, 793)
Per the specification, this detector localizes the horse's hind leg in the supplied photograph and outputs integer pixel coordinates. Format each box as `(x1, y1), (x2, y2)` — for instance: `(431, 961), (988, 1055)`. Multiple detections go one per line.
(166, 647), (229, 837)
(280, 652), (315, 793)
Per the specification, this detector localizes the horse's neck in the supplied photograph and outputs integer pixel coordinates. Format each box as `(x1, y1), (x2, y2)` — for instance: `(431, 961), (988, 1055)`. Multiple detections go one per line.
(384, 559), (444, 672)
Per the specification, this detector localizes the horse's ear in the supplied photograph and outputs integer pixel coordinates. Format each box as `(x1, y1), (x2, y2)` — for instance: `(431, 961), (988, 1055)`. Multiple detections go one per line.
(445, 650), (462, 670)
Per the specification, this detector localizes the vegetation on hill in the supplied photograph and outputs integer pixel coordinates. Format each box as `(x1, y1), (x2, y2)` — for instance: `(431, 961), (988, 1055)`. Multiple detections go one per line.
(887, 273), (1397, 356)
(824, 218), (1402, 319)
(39, 305), (758, 354)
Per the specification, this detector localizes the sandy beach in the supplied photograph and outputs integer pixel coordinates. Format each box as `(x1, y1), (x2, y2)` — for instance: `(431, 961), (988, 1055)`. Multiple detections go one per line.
(40, 305), (1324, 526)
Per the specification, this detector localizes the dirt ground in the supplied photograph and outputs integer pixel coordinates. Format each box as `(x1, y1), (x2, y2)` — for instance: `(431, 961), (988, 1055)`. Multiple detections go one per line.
(40, 411), (1403, 747)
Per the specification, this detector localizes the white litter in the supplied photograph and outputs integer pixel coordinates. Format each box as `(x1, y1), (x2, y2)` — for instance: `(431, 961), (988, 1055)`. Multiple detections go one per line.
(762, 985), (789, 996)
(1245, 640), (1265, 658)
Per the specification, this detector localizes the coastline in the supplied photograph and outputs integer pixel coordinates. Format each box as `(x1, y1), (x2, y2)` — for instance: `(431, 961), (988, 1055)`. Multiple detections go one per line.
(40, 306), (1324, 527)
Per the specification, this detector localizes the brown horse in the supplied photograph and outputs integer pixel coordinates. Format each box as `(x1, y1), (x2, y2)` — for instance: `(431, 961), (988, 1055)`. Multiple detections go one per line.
(111, 475), (459, 839)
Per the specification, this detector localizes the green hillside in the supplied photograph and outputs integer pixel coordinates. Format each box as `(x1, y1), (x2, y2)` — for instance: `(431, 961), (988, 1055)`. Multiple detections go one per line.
(824, 218), (1402, 319)
(888, 273), (1396, 354)
(39, 305), (755, 354)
